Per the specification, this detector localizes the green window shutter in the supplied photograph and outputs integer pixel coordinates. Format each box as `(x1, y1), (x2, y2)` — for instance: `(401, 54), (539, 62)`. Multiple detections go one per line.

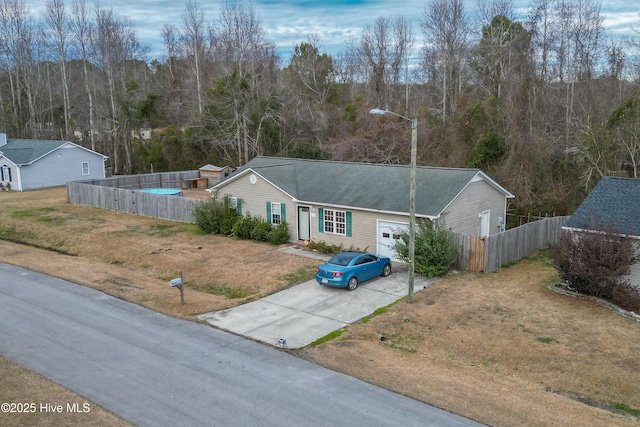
(266, 201), (271, 222)
(281, 203), (286, 223)
(346, 211), (352, 237)
(237, 199), (242, 216)
(318, 208), (324, 232)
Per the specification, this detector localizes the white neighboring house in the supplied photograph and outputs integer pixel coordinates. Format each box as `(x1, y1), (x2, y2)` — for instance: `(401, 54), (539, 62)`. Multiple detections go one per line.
(0, 133), (108, 191)
(563, 176), (640, 288)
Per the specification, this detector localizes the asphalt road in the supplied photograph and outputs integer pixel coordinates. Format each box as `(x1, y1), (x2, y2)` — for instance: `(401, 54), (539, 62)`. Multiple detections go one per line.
(0, 262), (484, 427)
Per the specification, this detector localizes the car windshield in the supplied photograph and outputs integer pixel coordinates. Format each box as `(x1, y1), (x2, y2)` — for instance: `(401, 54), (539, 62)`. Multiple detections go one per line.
(327, 252), (361, 267)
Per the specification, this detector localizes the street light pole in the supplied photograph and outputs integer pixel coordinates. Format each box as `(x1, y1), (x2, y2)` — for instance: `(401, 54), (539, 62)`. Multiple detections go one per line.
(370, 108), (416, 302)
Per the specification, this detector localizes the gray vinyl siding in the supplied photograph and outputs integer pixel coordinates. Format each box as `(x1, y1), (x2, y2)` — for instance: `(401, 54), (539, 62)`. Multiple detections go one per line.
(309, 207), (408, 254)
(624, 242), (640, 289)
(19, 145), (106, 191)
(216, 172), (296, 240)
(626, 263), (640, 289)
(216, 170), (509, 250)
(442, 179), (507, 236)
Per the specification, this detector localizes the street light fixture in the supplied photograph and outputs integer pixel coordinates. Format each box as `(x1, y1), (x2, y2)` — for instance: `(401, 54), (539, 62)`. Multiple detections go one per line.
(370, 108), (417, 302)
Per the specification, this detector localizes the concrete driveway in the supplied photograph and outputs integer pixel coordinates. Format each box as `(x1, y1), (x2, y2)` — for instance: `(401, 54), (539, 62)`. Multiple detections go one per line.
(198, 252), (436, 348)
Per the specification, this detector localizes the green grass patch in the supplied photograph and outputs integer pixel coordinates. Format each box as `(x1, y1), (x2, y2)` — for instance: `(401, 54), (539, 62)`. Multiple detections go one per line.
(147, 223), (186, 237)
(0, 225), (34, 242)
(502, 248), (552, 269)
(36, 216), (67, 226)
(9, 207), (56, 218)
(188, 282), (255, 299)
(383, 333), (420, 353)
(361, 304), (393, 324)
(9, 207), (66, 226)
(536, 336), (559, 344)
(310, 329), (347, 346)
(278, 267), (317, 286)
(608, 401), (640, 417)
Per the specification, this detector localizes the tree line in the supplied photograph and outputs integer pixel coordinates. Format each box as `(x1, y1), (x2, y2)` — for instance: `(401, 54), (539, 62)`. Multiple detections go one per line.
(1, 0), (640, 215)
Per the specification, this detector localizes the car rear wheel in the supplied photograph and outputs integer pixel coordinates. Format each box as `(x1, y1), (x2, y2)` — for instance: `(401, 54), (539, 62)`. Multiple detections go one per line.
(382, 263), (391, 277)
(346, 277), (358, 291)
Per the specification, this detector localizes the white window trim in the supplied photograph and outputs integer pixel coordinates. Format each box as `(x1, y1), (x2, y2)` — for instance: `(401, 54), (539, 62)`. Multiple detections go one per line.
(271, 202), (281, 225)
(1, 165), (9, 181)
(324, 208), (346, 236)
(81, 162), (90, 175)
(229, 196), (238, 209)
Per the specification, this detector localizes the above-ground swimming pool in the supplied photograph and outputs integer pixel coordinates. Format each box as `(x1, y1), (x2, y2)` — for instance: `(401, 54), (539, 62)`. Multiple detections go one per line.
(138, 188), (183, 196)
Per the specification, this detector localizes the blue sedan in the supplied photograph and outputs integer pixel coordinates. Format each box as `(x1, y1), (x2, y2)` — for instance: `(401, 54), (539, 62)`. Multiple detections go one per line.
(316, 251), (392, 291)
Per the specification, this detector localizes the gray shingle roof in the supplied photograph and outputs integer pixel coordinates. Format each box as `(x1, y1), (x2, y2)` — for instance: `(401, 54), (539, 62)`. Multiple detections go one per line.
(0, 139), (68, 164)
(564, 176), (640, 237)
(217, 156), (513, 217)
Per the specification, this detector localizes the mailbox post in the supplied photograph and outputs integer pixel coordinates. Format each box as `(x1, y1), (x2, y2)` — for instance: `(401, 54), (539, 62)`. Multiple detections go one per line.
(169, 272), (185, 304)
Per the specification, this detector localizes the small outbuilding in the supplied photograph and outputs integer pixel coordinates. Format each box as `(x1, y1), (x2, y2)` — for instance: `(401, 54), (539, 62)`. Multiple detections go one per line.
(199, 164), (235, 188)
(0, 133), (108, 191)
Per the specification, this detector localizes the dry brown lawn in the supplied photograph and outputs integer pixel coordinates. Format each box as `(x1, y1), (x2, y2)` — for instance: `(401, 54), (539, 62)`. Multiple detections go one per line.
(0, 354), (133, 427)
(1, 187), (639, 426)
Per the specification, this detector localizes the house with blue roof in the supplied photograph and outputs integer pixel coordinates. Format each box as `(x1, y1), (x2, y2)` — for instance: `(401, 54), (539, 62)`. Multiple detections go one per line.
(0, 133), (108, 191)
(211, 156), (514, 261)
(564, 176), (640, 287)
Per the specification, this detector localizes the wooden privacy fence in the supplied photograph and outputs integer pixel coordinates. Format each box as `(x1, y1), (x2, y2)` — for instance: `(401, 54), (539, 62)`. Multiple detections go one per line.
(454, 216), (570, 273)
(67, 171), (205, 223)
(76, 170), (200, 189)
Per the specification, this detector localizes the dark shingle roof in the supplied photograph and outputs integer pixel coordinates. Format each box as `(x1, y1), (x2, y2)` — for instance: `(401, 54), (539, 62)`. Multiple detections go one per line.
(564, 176), (640, 237)
(217, 156), (513, 217)
(0, 139), (67, 164)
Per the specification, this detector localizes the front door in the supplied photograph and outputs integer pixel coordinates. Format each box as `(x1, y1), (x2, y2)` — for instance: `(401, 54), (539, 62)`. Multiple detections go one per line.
(298, 206), (310, 241)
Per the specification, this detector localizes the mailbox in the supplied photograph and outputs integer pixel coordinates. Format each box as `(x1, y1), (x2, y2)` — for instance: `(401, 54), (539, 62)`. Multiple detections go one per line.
(169, 277), (183, 287)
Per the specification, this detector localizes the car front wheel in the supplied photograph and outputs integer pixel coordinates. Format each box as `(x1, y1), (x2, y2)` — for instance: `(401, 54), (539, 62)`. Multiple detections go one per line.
(346, 277), (358, 291)
(382, 263), (391, 277)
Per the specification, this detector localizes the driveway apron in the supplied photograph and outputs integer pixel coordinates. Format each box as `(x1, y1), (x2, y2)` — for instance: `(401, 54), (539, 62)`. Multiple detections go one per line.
(198, 261), (437, 348)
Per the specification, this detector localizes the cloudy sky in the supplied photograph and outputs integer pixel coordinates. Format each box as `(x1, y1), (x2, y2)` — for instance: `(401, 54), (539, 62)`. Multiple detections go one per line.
(27, 0), (640, 62)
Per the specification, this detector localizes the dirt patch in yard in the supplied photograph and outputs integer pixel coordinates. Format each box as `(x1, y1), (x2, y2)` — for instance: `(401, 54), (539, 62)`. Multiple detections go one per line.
(1, 188), (640, 426)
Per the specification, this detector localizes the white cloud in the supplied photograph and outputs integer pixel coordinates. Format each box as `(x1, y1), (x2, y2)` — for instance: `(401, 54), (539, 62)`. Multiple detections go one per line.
(25, 0), (640, 62)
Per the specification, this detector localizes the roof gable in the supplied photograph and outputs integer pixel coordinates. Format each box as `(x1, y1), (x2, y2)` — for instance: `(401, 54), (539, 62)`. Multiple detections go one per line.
(0, 138), (107, 165)
(216, 156), (513, 217)
(564, 176), (640, 237)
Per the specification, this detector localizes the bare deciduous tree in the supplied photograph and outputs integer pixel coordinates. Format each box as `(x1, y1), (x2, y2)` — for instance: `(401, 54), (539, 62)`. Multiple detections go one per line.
(421, 0), (470, 122)
(70, 0), (97, 150)
(358, 16), (413, 110)
(44, 0), (71, 139)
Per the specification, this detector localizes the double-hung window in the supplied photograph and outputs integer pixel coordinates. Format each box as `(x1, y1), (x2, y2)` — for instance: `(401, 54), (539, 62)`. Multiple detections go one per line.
(324, 209), (346, 235)
(81, 162), (90, 175)
(266, 201), (285, 225)
(229, 196), (242, 215)
(270, 202), (281, 224)
(1, 165), (10, 182)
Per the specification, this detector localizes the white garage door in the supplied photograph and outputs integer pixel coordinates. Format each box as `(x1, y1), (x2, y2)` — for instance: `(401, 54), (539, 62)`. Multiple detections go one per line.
(377, 220), (408, 262)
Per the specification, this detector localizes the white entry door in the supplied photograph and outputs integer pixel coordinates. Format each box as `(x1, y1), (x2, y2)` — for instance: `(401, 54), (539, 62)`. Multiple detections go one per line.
(479, 210), (490, 237)
(298, 206), (310, 241)
(377, 220), (407, 261)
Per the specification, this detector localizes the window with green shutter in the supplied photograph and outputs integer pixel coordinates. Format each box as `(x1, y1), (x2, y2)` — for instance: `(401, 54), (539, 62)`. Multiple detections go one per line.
(267, 201), (285, 224)
(321, 208), (351, 236)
